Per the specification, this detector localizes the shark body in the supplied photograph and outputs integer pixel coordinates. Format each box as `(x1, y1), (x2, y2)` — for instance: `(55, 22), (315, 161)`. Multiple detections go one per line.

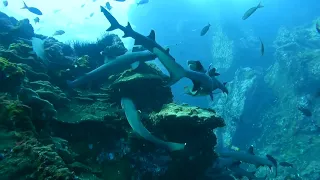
(100, 6), (228, 94)
(67, 50), (156, 88)
(219, 146), (278, 177)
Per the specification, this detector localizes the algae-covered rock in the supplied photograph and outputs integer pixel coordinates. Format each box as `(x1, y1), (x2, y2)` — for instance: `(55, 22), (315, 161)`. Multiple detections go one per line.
(149, 103), (224, 142)
(18, 87), (57, 122)
(0, 138), (75, 180)
(0, 98), (34, 132)
(0, 12), (34, 46)
(28, 80), (70, 109)
(0, 57), (25, 92)
(8, 41), (33, 57)
(107, 63), (172, 111)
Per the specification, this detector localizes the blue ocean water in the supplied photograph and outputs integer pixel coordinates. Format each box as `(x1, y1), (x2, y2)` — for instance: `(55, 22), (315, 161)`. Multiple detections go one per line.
(1, 0), (320, 179)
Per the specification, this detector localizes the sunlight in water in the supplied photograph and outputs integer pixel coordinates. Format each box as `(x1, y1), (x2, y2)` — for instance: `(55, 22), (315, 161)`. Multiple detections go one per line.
(0, 0), (135, 46)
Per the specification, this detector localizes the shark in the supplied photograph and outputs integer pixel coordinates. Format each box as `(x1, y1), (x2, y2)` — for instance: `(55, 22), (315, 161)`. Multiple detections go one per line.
(67, 50), (156, 88)
(100, 6), (228, 95)
(218, 145), (278, 177)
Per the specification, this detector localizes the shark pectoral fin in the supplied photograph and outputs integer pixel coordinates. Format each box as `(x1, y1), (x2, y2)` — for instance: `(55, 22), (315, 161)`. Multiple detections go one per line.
(147, 30), (156, 41)
(130, 61), (140, 70)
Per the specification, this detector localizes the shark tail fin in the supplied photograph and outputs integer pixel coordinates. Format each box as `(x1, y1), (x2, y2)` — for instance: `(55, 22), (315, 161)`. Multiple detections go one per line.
(257, 2), (264, 8)
(21, 1), (28, 9)
(100, 6), (121, 31)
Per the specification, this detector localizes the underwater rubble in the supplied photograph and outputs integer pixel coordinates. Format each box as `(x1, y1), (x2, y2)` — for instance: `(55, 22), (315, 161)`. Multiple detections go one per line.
(0, 12), (226, 179)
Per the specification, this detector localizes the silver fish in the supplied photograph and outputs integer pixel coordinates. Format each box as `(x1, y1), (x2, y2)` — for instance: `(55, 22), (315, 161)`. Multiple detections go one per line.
(242, 2), (263, 20)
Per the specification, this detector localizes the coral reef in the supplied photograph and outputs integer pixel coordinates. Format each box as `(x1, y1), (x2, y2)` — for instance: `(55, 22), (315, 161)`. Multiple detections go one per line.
(0, 57), (25, 92)
(0, 11), (226, 180)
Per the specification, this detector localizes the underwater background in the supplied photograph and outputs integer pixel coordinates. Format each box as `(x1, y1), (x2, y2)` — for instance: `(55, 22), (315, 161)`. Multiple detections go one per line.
(1, 0), (320, 179)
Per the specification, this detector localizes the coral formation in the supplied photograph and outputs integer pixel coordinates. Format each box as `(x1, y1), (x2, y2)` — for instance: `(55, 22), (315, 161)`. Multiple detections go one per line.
(0, 12), (226, 180)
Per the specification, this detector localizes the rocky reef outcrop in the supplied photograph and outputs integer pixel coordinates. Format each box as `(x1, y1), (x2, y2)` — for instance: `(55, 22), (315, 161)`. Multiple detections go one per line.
(0, 12), (225, 180)
(216, 18), (320, 179)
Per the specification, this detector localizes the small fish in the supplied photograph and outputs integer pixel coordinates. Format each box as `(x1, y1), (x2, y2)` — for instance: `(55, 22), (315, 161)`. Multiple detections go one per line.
(259, 37), (264, 56)
(53, 30), (65, 36)
(92, 0), (97, 2)
(34, 17), (40, 24)
(114, 0), (125, 2)
(280, 162), (293, 168)
(298, 106), (312, 117)
(200, 23), (210, 36)
(106, 2), (112, 10)
(137, 0), (149, 6)
(21, 1), (43, 15)
(81, 4), (85, 8)
(53, 9), (61, 13)
(242, 2), (263, 20)
(89, 12), (94, 17)
(316, 22), (320, 34)
(3, 0), (8, 7)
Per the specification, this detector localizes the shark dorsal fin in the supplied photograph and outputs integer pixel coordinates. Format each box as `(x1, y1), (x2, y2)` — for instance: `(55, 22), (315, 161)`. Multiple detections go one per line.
(248, 145), (255, 155)
(123, 22), (133, 38)
(126, 22), (133, 30)
(147, 30), (156, 41)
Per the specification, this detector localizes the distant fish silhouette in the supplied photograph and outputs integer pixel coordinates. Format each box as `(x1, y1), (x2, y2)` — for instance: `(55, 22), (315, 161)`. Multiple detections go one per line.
(298, 106), (312, 117)
(259, 37), (264, 56)
(200, 23), (211, 36)
(137, 0), (149, 6)
(114, 0), (125, 2)
(21, 1), (43, 15)
(242, 2), (263, 20)
(81, 4), (85, 8)
(3, 0), (8, 7)
(53, 30), (65, 36)
(106, 2), (112, 10)
(279, 162), (293, 168)
(34, 17), (40, 24)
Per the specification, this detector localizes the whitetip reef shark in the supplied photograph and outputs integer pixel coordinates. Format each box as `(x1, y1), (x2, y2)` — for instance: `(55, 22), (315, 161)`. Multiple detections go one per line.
(218, 145), (278, 178)
(67, 50), (156, 88)
(100, 6), (228, 96)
